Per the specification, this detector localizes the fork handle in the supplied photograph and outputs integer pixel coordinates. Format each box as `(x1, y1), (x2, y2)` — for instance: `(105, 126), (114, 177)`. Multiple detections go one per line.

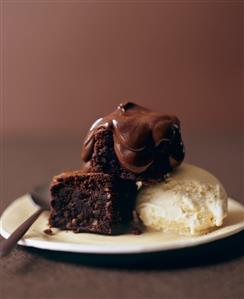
(0, 208), (43, 257)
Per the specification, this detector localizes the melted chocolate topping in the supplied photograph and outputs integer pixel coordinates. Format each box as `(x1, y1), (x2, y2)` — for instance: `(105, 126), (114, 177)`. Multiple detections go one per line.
(82, 102), (185, 174)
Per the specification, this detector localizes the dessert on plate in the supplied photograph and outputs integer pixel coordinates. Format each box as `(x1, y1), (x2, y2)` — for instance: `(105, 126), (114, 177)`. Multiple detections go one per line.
(49, 102), (185, 234)
(48, 101), (228, 236)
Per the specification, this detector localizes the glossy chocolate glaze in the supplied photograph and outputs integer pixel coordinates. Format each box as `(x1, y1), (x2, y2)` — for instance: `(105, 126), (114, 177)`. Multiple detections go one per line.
(81, 102), (185, 174)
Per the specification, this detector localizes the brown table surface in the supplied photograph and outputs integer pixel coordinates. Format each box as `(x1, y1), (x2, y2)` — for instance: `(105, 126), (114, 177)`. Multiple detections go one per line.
(0, 134), (243, 299)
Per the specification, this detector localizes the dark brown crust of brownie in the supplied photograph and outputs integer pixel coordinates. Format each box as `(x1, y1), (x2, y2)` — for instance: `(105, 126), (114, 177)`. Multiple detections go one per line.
(85, 129), (173, 184)
(49, 171), (137, 235)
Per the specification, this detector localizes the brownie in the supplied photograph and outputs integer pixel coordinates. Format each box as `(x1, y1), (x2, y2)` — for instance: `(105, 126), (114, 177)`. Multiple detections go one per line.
(49, 171), (137, 235)
(49, 102), (185, 236)
(82, 102), (185, 184)
(83, 128), (173, 183)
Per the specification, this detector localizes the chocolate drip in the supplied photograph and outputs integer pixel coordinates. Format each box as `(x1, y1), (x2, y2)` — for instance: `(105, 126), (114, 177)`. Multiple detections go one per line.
(81, 102), (185, 174)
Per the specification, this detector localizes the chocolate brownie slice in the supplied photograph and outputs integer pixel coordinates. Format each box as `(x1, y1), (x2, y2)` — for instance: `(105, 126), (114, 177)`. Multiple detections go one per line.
(49, 171), (137, 235)
(82, 103), (185, 184)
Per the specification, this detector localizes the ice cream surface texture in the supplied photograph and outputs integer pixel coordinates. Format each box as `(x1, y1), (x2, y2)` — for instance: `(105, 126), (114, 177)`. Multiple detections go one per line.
(136, 164), (228, 235)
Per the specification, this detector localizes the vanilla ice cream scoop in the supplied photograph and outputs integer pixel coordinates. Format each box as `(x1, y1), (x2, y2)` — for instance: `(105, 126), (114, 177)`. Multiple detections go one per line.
(136, 164), (228, 236)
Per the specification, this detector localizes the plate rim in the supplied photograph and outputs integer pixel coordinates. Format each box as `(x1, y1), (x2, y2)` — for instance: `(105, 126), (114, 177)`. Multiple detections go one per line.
(1, 195), (244, 254)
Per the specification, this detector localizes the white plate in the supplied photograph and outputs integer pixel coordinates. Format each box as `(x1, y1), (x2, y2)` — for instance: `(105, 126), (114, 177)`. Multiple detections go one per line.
(0, 194), (244, 254)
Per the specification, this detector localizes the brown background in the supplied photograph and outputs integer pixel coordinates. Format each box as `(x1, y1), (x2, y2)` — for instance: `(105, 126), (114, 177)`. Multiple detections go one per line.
(2, 1), (242, 137)
(0, 1), (243, 299)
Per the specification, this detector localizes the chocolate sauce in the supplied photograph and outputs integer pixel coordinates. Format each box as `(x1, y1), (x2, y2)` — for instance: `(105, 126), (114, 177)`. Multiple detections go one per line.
(82, 102), (185, 174)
